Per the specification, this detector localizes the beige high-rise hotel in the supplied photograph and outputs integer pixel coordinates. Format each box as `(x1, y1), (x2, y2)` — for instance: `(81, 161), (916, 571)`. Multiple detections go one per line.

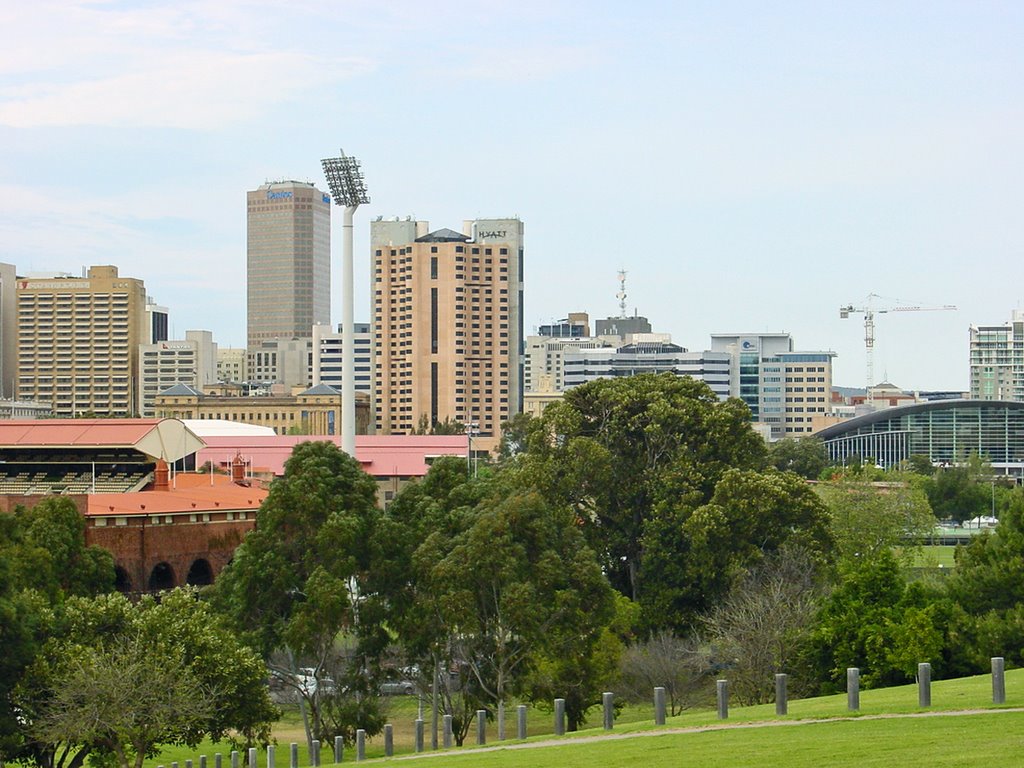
(372, 218), (523, 452)
(16, 265), (148, 416)
(247, 181), (331, 348)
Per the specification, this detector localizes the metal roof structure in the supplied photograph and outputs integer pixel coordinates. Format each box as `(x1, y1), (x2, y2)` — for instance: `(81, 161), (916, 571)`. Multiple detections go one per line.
(0, 419), (205, 462)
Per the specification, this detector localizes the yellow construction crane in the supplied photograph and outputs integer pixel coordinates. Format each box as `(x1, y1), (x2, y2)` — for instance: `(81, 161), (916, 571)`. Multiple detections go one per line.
(839, 294), (956, 406)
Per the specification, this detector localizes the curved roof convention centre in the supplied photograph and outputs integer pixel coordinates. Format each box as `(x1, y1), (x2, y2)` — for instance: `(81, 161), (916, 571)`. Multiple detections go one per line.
(816, 399), (1024, 473)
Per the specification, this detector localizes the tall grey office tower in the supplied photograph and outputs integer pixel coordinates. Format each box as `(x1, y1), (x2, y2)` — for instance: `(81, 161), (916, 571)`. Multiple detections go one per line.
(247, 181), (332, 347)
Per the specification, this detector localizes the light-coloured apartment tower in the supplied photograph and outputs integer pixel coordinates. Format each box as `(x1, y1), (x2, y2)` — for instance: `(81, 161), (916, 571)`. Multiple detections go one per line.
(16, 265), (148, 416)
(971, 311), (1024, 401)
(217, 347), (248, 384)
(371, 217), (524, 451)
(246, 181), (331, 348)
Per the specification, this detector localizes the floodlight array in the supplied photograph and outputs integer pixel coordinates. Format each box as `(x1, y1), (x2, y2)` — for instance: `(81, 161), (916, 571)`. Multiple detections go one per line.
(321, 152), (370, 207)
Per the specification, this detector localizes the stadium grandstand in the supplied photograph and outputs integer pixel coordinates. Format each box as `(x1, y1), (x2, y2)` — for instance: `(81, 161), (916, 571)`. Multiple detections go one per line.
(0, 419), (203, 495)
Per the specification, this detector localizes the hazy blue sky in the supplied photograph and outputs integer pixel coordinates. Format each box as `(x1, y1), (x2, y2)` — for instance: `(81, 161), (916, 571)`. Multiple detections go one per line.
(1, 1), (1020, 391)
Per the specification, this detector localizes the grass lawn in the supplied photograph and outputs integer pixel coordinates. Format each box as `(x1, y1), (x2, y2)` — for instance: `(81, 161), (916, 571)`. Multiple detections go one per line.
(915, 544), (958, 568)
(144, 668), (1024, 767)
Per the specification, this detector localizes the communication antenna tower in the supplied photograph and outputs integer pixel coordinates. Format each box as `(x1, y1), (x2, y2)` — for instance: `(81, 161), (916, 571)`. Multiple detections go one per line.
(616, 269), (628, 318)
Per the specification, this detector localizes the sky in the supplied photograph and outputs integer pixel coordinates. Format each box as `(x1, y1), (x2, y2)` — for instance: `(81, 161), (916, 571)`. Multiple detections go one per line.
(1, 1), (1021, 392)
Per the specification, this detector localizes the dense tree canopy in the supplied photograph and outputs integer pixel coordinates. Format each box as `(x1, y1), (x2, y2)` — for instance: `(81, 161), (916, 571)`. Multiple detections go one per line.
(0, 498), (115, 763)
(512, 373), (767, 609)
(18, 589), (276, 768)
(212, 440), (384, 746)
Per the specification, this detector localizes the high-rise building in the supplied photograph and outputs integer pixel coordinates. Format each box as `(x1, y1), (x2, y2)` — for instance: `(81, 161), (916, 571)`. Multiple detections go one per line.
(16, 265), (148, 416)
(311, 322), (373, 396)
(539, 312), (591, 338)
(0, 262), (16, 400)
(524, 335), (613, 393)
(137, 330), (217, 417)
(970, 311), (1024, 401)
(710, 332), (835, 440)
(371, 217), (524, 450)
(145, 296), (169, 343)
(246, 181), (331, 348)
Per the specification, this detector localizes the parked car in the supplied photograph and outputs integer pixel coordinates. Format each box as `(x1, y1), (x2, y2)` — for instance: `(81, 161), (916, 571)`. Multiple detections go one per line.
(270, 667), (336, 700)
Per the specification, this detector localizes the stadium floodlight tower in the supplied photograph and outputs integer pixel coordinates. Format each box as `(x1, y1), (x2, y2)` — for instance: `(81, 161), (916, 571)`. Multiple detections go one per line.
(321, 149), (370, 457)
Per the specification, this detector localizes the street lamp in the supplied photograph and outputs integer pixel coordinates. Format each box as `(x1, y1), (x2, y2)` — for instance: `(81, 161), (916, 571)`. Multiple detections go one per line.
(321, 150), (370, 457)
(466, 421), (479, 478)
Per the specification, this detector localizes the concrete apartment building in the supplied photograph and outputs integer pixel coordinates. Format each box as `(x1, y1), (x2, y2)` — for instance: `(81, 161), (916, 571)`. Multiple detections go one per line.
(371, 217), (524, 451)
(16, 266), (148, 417)
(246, 181), (331, 348)
(970, 310), (1024, 401)
(216, 347), (248, 384)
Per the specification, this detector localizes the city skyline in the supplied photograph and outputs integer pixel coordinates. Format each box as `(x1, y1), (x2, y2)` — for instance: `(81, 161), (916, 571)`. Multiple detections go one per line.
(2, 2), (1022, 391)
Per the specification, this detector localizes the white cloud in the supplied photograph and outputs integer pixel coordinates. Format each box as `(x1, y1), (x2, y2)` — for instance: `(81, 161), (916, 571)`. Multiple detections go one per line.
(0, 49), (372, 129)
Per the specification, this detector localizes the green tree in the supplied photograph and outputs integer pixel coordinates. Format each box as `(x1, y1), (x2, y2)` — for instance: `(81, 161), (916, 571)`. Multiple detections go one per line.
(768, 437), (830, 479)
(816, 479), (936, 566)
(641, 469), (832, 631)
(0, 498), (115, 763)
(807, 551), (947, 690)
(19, 589), (275, 768)
(212, 441), (383, 749)
(513, 373), (767, 605)
(433, 489), (615, 728)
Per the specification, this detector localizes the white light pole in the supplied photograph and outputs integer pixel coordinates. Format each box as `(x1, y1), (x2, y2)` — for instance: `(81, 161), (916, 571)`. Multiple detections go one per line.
(321, 150), (369, 457)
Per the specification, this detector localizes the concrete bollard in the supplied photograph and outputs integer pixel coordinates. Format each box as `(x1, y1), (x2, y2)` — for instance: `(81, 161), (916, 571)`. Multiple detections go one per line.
(334, 736), (343, 765)
(476, 709), (487, 745)
(654, 687), (666, 726)
(716, 680), (728, 719)
(186, 759), (193, 768)
(266, 745), (274, 768)
(289, 743), (297, 768)
(602, 692), (614, 730)
(415, 719), (424, 753)
(200, 757), (207, 768)
(918, 662), (931, 707)
(847, 668), (860, 711)
(215, 755), (222, 768)
(775, 673), (788, 716)
(497, 701), (505, 741)
(171, 762), (179, 768)
(231, 751), (239, 768)
(443, 714), (453, 748)
(993, 657), (1006, 704)
(248, 748), (257, 768)
(554, 698), (566, 736)
(384, 724), (393, 757)
(356, 730), (365, 762)
(517, 704), (527, 739)
(310, 741), (320, 768)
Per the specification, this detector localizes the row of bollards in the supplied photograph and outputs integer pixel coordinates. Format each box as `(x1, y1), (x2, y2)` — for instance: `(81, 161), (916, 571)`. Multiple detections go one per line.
(715, 657), (1009, 720)
(159, 659), (1008, 765)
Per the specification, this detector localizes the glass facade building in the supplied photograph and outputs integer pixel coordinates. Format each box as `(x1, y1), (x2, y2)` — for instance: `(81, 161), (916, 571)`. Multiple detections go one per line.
(817, 400), (1024, 476)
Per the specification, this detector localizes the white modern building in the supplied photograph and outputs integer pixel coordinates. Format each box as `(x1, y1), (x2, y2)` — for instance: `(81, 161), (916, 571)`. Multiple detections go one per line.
(562, 336), (731, 399)
(970, 311), (1024, 401)
(311, 322), (373, 396)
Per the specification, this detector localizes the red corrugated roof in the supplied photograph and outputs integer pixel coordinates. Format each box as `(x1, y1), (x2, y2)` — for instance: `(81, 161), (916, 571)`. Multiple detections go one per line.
(0, 419), (165, 446)
(85, 473), (267, 516)
(197, 435), (467, 478)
